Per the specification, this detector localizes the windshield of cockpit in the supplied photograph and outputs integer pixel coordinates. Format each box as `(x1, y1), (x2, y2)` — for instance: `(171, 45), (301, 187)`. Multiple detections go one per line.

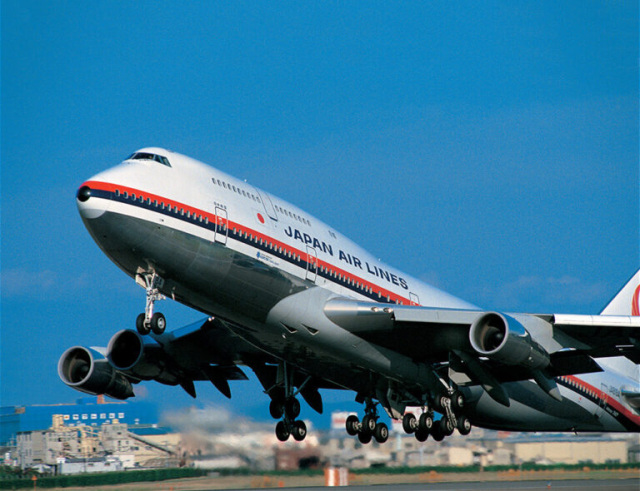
(127, 152), (171, 167)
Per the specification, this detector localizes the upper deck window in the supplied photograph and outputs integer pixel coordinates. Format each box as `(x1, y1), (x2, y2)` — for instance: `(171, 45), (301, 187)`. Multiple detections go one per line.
(127, 152), (171, 167)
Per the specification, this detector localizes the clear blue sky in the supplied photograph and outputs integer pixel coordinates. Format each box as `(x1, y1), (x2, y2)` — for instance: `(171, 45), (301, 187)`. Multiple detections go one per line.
(2, 2), (638, 428)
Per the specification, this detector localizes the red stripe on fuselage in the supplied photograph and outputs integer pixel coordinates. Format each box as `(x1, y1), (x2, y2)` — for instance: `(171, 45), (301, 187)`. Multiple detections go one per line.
(82, 180), (414, 306)
(565, 375), (640, 426)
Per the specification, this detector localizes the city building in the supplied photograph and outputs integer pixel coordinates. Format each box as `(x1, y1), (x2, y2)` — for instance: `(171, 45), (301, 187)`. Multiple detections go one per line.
(1, 396), (163, 447)
(15, 414), (181, 472)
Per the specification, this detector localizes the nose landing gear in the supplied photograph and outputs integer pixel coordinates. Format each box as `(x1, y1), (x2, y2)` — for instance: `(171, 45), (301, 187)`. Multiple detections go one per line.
(135, 273), (167, 335)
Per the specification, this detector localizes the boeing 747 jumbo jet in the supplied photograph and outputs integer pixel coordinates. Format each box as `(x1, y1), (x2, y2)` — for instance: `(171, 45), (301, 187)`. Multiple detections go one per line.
(60, 148), (640, 443)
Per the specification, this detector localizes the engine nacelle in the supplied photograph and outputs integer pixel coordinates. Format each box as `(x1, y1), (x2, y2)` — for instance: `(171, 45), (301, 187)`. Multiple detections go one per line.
(58, 346), (134, 400)
(469, 312), (550, 370)
(107, 330), (178, 385)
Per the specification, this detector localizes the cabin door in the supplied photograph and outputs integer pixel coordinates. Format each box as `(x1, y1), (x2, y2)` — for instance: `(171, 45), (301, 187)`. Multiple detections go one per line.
(214, 207), (228, 245)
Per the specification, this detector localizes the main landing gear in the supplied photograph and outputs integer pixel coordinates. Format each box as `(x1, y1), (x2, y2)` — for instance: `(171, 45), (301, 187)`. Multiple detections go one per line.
(401, 390), (472, 443)
(267, 363), (308, 442)
(344, 398), (389, 444)
(271, 397), (307, 442)
(135, 273), (167, 335)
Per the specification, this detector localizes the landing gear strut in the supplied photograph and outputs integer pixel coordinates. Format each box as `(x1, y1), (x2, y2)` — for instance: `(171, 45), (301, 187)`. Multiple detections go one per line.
(344, 398), (389, 444)
(135, 273), (166, 335)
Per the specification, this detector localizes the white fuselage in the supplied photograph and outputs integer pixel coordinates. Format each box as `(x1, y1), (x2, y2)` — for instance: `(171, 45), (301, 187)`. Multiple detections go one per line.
(77, 148), (640, 433)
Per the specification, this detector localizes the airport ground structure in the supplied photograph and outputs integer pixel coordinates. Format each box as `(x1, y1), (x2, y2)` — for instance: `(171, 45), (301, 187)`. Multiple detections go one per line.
(1, 400), (638, 475)
(1, 397), (179, 473)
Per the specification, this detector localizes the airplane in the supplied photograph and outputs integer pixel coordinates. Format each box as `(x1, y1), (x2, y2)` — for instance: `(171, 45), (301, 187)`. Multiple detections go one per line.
(59, 147), (640, 444)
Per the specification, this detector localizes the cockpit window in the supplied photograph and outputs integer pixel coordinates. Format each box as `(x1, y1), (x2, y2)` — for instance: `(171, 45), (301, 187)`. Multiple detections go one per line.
(126, 152), (171, 167)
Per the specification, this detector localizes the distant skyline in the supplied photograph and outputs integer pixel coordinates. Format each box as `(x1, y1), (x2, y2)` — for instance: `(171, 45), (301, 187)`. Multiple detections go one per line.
(2, 2), (638, 428)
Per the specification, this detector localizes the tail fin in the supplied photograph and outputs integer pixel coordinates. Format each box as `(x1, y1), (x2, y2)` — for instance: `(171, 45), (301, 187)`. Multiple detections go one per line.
(600, 269), (640, 315)
(598, 269), (640, 385)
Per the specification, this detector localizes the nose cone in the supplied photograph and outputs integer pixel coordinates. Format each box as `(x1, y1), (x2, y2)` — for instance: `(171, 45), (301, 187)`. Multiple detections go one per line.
(76, 181), (111, 219)
(77, 185), (92, 202)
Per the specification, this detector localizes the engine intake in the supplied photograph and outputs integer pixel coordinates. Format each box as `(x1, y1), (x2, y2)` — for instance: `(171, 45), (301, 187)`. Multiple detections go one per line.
(107, 330), (178, 385)
(469, 312), (550, 369)
(58, 346), (134, 400)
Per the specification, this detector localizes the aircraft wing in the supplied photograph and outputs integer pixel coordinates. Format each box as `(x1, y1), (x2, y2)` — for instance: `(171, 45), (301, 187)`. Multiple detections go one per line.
(323, 298), (640, 378)
(325, 298), (640, 357)
(60, 315), (341, 406)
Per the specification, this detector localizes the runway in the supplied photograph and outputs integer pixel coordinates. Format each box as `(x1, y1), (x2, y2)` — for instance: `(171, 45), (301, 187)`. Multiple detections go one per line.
(253, 479), (638, 491)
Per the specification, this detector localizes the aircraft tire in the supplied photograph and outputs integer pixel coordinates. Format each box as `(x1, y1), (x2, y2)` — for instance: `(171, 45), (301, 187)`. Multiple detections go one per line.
(275, 421), (290, 442)
(431, 423), (444, 442)
(292, 420), (307, 441)
(415, 428), (429, 442)
(374, 422), (389, 443)
(345, 415), (359, 436)
(451, 390), (465, 411)
(150, 312), (166, 335)
(441, 417), (455, 436)
(269, 400), (284, 419)
(419, 413), (433, 432)
(457, 415), (472, 435)
(285, 398), (301, 419)
(402, 413), (416, 434)
(136, 313), (150, 335)
(357, 430), (372, 444)
(361, 415), (376, 434)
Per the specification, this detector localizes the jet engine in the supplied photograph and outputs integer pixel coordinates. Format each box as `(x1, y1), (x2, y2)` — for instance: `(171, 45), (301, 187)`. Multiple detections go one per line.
(58, 346), (134, 399)
(469, 312), (550, 369)
(107, 330), (179, 386)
